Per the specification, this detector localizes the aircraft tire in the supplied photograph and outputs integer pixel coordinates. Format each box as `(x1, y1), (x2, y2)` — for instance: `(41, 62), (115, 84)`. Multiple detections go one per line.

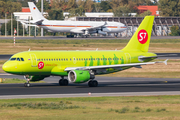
(63, 79), (69, 86)
(88, 80), (98, 87)
(24, 83), (30, 87)
(88, 81), (92, 87)
(59, 79), (69, 86)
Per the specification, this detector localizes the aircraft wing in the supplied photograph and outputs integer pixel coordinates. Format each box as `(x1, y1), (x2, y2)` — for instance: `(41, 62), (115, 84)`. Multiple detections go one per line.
(64, 59), (168, 71)
(70, 22), (107, 33)
(85, 22), (107, 31)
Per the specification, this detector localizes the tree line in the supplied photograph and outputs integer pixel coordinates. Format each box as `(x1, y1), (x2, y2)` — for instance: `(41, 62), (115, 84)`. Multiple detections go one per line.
(0, 0), (180, 36)
(0, 0), (180, 19)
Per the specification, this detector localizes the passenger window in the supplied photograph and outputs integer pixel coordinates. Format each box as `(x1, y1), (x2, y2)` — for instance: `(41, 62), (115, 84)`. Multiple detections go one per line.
(17, 58), (20, 61)
(21, 58), (24, 61)
(66, 58), (68, 61)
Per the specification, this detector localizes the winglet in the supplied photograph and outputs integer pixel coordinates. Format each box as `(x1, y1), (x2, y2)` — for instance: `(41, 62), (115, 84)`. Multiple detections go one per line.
(155, 59), (168, 65)
(164, 59), (168, 65)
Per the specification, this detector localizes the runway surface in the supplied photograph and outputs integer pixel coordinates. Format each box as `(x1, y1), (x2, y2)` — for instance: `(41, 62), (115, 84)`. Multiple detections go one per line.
(0, 53), (179, 60)
(0, 75), (180, 99)
(0, 36), (180, 40)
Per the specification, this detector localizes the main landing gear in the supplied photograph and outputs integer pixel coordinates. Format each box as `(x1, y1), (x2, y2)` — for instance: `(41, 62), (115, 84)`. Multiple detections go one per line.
(88, 80), (98, 87)
(59, 77), (69, 86)
(24, 75), (32, 87)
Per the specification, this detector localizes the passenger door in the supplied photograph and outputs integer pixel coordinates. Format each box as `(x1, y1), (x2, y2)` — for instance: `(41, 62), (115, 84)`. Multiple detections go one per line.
(125, 53), (131, 64)
(30, 54), (37, 67)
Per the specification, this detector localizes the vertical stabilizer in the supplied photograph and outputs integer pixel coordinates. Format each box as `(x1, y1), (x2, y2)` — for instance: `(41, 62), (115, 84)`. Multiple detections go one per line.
(28, 2), (46, 22)
(122, 16), (154, 52)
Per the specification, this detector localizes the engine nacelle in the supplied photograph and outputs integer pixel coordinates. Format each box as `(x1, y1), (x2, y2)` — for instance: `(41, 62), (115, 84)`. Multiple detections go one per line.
(68, 70), (91, 83)
(97, 30), (106, 35)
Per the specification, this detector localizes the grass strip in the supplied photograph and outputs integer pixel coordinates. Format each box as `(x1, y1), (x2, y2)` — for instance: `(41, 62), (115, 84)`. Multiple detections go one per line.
(1, 39), (180, 44)
(0, 78), (45, 84)
(0, 95), (179, 120)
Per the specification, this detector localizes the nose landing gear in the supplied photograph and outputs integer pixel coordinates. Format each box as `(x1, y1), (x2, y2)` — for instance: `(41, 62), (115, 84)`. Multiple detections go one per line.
(24, 75), (32, 87)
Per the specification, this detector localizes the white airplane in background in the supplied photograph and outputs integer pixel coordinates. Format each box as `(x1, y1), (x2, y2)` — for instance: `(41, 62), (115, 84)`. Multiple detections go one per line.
(26, 2), (127, 38)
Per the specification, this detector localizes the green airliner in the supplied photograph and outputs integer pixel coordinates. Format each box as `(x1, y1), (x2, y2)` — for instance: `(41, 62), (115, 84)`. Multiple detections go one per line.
(2, 16), (167, 87)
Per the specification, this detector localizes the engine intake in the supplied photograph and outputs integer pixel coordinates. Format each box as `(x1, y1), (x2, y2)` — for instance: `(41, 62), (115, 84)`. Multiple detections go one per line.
(68, 70), (91, 83)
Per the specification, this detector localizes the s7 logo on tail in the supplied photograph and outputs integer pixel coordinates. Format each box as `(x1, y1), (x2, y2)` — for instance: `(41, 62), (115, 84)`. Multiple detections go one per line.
(137, 29), (148, 44)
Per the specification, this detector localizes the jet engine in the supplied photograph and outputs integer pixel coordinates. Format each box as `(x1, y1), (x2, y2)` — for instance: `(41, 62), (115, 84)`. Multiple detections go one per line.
(96, 30), (106, 35)
(68, 70), (94, 83)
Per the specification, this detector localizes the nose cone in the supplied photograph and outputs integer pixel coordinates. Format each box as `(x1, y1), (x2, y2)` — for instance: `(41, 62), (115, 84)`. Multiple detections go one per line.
(2, 62), (17, 73)
(2, 62), (9, 72)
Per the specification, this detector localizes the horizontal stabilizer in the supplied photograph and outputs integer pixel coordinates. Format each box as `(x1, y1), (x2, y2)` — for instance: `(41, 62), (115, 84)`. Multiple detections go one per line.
(139, 56), (158, 62)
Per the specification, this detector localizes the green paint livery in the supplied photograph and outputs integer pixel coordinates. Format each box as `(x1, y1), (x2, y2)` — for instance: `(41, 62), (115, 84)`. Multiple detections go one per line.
(2, 16), (164, 87)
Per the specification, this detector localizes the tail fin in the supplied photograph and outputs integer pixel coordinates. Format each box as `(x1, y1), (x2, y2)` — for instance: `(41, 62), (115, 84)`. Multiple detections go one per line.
(122, 16), (154, 52)
(28, 2), (46, 22)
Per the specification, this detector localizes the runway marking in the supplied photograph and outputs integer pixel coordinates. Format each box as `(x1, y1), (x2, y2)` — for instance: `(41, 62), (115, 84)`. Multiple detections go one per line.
(1, 91), (180, 99)
(104, 83), (180, 87)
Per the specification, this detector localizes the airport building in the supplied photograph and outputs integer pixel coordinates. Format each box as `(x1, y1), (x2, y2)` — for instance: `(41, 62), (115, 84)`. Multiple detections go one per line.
(1, 5), (180, 37)
(75, 16), (180, 37)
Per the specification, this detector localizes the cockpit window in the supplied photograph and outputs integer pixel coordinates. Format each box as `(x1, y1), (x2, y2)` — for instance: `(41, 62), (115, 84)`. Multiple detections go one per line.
(10, 57), (24, 61)
(21, 58), (24, 61)
(10, 58), (16, 61)
(17, 58), (20, 61)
